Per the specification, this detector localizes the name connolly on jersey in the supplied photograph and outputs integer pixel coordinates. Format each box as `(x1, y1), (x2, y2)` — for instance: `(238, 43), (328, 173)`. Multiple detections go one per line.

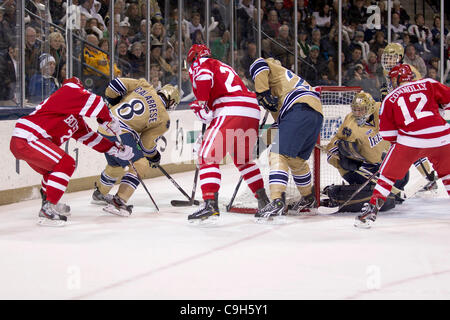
(387, 82), (427, 103)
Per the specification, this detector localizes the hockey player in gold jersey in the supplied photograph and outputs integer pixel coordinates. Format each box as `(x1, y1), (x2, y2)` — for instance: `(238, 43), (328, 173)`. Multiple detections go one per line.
(380, 43), (437, 189)
(325, 91), (409, 205)
(249, 57), (323, 219)
(92, 77), (180, 216)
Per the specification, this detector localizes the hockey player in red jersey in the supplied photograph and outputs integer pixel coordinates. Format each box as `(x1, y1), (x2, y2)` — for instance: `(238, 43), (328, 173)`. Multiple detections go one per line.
(355, 64), (450, 228)
(186, 44), (269, 223)
(9, 77), (134, 226)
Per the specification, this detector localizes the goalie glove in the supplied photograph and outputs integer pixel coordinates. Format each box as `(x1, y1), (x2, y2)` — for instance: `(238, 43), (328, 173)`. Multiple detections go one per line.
(190, 100), (213, 124)
(256, 90), (278, 112)
(101, 115), (122, 136)
(107, 142), (134, 161)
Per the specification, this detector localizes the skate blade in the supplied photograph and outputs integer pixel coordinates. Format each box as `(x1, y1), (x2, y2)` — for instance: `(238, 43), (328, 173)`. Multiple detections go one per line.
(91, 199), (109, 206)
(103, 205), (131, 217)
(37, 218), (67, 227)
(255, 215), (287, 225)
(287, 208), (318, 216)
(188, 215), (220, 226)
(354, 219), (373, 229)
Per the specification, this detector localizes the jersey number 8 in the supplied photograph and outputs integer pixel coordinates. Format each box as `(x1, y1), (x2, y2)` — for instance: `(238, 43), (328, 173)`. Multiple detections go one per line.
(117, 99), (145, 121)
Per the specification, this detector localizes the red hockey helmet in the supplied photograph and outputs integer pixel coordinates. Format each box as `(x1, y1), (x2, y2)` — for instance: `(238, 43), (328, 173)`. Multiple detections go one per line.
(62, 76), (83, 87)
(388, 64), (414, 85)
(187, 44), (211, 64)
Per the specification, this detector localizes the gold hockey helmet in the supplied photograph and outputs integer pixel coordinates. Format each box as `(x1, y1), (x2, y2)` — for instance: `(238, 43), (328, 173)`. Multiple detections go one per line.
(158, 85), (181, 110)
(351, 91), (376, 126)
(381, 43), (404, 72)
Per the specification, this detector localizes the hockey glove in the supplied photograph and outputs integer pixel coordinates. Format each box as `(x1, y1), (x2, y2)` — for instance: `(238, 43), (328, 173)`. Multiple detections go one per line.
(147, 150), (161, 168)
(380, 83), (389, 101)
(105, 95), (123, 106)
(102, 116), (122, 136)
(107, 142), (134, 161)
(256, 90), (278, 112)
(190, 100), (213, 124)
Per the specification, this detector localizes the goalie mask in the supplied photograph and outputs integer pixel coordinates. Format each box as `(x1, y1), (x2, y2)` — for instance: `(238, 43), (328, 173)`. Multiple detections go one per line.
(351, 92), (376, 126)
(381, 43), (404, 73)
(158, 85), (181, 110)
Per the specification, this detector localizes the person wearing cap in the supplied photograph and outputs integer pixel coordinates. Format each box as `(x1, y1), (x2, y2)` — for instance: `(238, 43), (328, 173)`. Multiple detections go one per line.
(27, 53), (59, 103)
(299, 44), (326, 86)
(118, 17), (131, 47)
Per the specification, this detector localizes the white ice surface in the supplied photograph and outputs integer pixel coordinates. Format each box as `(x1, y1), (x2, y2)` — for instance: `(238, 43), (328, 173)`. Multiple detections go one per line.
(0, 164), (449, 300)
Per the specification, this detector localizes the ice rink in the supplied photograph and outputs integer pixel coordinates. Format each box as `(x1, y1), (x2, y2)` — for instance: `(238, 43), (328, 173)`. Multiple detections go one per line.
(0, 163), (449, 300)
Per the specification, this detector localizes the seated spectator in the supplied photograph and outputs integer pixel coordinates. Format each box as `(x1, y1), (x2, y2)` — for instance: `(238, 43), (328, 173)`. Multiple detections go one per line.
(150, 39), (174, 83)
(348, 0), (367, 25)
(236, 0), (256, 49)
(345, 45), (364, 71)
(345, 63), (380, 101)
(391, 0), (410, 25)
(427, 67), (439, 81)
(369, 31), (388, 57)
(262, 9), (281, 39)
(49, 0), (66, 26)
(240, 41), (257, 79)
(83, 34), (121, 94)
(0, 42), (18, 106)
(350, 31), (370, 62)
(274, 0), (291, 25)
(270, 24), (294, 68)
(178, 64), (194, 102)
(211, 29), (232, 63)
(316, 70), (337, 86)
(27, 53), (59, 104)
(116, 41), (131, 77)
(137, 0), (163, 24)
(128, 41), (145, 78)
(408, 13), (433, 54)
(298, 30), (310, 59)
(191, 29), (205, 45)
(188, 12), (203, 39)
(25, 26), (41, 85)
(0, 7), (12, 54)
(299, 45), (326, 86)
(132, 19), (148, 44)
(118, 17), (132, 48)
(312, 3), (332, 35)
(47, 31), (66, 78)
(391, 13), (407, 42)
(57, 62), (67, 86)
(125, 2), (142, 36)
(403, 44), (427, 77)
(430, 15), (449, 58)
(151, 22), (166, 44)
(86, 17), (103, 40)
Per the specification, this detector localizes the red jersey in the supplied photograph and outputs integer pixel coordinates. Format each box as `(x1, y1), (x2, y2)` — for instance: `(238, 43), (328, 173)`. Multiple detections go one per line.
(380, 78), (450, 148)
(189, 57), (260, 120)
(12, 82), (114, 152)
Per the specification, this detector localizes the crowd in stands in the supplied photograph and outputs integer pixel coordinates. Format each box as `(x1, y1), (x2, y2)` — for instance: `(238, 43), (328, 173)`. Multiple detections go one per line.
(0, 0), (449, 106)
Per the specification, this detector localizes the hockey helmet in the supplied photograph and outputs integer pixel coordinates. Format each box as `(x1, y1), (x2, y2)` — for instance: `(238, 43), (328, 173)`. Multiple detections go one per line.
(187, 44), (211, 64)
(389, 64), (414, 87)
(381, 43), (404, 72)
(351, 91), (376, 126)
(158, 84), (181, 110)
(62, 76), (83, 87)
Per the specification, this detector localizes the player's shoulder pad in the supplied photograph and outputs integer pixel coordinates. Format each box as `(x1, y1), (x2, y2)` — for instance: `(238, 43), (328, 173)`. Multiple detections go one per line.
(249, 57), (269, 81)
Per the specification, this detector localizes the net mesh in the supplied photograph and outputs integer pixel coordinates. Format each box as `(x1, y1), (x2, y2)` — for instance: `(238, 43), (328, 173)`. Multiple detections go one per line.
(225, 86), (361, 213)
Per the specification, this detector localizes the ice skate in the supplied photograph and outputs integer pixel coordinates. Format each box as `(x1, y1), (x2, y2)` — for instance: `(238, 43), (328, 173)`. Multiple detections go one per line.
(91, 183), (114, 206)
(255, 196), (287, 223)
(188, 193), (220, 225)
(291, 193), (316, 215)
(354, 202), (379, 229)
(37, 201), (68, 227)
(40, 188), (71, 216)
(103, 195), (133, 217)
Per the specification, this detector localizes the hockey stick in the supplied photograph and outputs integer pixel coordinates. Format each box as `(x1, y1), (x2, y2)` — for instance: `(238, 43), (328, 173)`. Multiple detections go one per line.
(226, 110), (270, 213)
(156, 164), (200, 205)
(109, 126), (160, 211)
(170, 123), (206, 207)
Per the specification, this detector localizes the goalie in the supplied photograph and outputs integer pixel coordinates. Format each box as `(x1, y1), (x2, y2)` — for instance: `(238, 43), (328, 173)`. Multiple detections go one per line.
(324, 91), (409, 211)
(91, 77), (180, 216)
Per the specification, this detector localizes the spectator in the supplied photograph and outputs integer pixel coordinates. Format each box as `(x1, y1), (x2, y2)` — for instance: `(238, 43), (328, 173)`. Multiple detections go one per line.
(313, 3), (332, 35)
(116, 41), (131, 77)
(137, 0), (163, 24)
(86, 17), (103, 40)
(132, 19), (148, 44)
(0, 42), (19, 106)
(391, 13), (407, 42)
(345, 45), (364, 71)
(274, 0), (291, 25)
(211, 30), (232, 63)
(57, 62), (67, 86)
(118, 17), (132, 48)
(47, 32), (66, 79)
(188, 12), (203, 38)
(408, 14), (433, 54)
(25, 26), (41, 85)
(270, 24), (294, 68)
(262, 9), (281, 39)
(27, 53), (59, 104)
(348, 0), (367, 25)
(0, 7), (11, 54)
(151, 22), (166, 44)
(427, 67), (439, 81)
(299, 45), (326, 85)
(178, 65), (194, 102)
(327, 52), (346, 83)
(150, 39), (174, 83)
(369, 31), (388, 56)
(403, 44), (427, 77)
(125, 2), (142, 36)
(191, 29), (205, 45)
(350, 31), (370, 62)
(240, 41), (257, 79)
(236, 0), (257, 48)
(49, 0), (66, 26)
(128, 41), (145, 78)
(391, 0), (410, 25)
(298, 30), (310, 59)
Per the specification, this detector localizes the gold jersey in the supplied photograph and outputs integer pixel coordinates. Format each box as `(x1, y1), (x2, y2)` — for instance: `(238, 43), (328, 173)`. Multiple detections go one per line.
(98, 77), (170, 156)
(249, 57), (322, 123)
(326, 103), (390, 165)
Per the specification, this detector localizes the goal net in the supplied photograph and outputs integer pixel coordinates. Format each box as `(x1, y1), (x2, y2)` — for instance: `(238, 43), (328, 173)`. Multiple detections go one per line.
(226, 86), (362, 213)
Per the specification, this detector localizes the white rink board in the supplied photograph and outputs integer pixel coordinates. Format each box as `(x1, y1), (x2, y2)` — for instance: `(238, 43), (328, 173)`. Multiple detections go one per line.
(0, 110), (203, 191)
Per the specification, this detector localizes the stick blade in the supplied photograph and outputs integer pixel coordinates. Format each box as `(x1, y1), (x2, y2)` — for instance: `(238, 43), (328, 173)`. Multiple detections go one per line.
(317, 205), (339, 215)
(171, 200), (200, 207)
